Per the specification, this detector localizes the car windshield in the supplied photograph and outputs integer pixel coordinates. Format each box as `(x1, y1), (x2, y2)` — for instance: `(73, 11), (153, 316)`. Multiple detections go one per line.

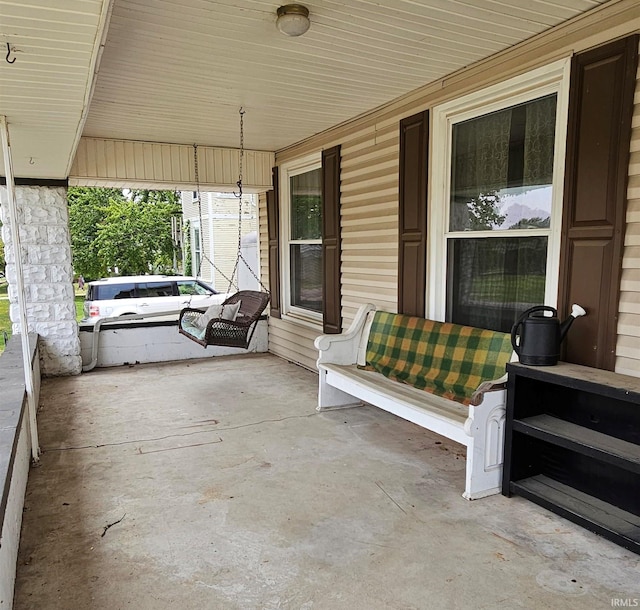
(177, 280), (213, 296)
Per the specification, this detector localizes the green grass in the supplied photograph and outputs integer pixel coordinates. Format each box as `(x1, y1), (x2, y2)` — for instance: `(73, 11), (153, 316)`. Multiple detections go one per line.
(75, 295), (85, 320)
(0, 280), (86, 355)
(468, 275), (546, 304)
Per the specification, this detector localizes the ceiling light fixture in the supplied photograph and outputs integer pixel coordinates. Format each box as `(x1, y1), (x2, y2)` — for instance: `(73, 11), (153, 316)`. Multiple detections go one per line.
(276, 4), (310, 37)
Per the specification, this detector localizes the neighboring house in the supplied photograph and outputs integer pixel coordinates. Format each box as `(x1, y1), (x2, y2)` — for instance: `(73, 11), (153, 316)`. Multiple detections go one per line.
(261, 20), (640, 377)
(180, 191), (258, 292)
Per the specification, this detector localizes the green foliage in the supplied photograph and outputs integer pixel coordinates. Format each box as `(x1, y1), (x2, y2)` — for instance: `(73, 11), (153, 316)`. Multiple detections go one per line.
(467, 191), (506, 230)
(183, 220), (192, 276)
(68, 187), (181, 277)
(509, 216), (550, 229)
(68, 188), (123, 279)
(292, 194), (322, 240)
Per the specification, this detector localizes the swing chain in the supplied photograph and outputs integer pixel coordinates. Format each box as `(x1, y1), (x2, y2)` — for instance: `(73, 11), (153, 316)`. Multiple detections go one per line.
(192, 108), (269, 294)
(230, 108), (269, 293)
(193, 144), (237, 288)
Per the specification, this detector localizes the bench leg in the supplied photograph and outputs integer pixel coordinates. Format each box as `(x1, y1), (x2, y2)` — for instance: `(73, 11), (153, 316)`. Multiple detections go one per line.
(463, 396), (506, 500)
(317, 368), (364, 411)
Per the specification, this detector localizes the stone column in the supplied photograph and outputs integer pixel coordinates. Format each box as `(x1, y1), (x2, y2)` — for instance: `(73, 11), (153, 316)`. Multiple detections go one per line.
(0, 185), (81, 375)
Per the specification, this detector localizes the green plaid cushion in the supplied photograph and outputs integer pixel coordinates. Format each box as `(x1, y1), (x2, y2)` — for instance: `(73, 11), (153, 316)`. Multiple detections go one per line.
(364, 311), (512, 405)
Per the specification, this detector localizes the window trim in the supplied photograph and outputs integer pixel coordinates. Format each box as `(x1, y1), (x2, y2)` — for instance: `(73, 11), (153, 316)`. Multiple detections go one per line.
(279, 153), (323, 324)
(428, 58), (572, 323)
(191, 220), (202, 279)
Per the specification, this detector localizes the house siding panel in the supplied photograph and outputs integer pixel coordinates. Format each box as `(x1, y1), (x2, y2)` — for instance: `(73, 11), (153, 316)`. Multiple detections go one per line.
(70, 138), (274, 191)
(617, 49), (640, 377)
(259, 192), (269, 294)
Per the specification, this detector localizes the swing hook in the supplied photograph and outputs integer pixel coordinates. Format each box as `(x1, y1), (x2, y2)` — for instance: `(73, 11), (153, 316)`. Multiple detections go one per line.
(6, 43), (16, 64)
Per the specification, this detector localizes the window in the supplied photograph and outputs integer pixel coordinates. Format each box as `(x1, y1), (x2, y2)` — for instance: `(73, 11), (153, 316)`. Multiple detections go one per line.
(281, 156), (323, 320)
(192, 221), (202, 277)
(177, 280), (215, 296)
(136, 282), (175, 298)
(430, 60), (570, 333)
(95, 283), (136, 300)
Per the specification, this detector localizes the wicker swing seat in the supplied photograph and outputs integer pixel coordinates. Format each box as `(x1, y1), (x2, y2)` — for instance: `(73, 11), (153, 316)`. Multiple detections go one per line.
(179, 290), (270, 349)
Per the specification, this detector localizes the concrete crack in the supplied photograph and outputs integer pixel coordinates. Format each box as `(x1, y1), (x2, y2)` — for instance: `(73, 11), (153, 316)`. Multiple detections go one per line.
(42, 412), (319, 452)
(375, 480), (407, 514)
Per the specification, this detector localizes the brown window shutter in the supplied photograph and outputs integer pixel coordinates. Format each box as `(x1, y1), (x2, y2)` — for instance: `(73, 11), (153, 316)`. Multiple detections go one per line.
(322, 145), (342, 334)
(267, 166), (281, 318)
(398, 110), (429, 316)
(559, 35), (638, 370)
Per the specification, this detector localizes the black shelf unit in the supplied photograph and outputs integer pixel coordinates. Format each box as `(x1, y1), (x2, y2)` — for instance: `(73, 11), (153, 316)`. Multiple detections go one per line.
(502, 362), (640, 554)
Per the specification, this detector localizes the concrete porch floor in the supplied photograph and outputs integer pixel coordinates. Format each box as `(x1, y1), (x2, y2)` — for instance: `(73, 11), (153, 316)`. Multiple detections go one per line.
(14, 353), (640, 609)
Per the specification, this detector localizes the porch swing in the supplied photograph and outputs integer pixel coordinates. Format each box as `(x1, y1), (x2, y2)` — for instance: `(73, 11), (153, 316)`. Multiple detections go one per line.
(179, 108), (270, 349)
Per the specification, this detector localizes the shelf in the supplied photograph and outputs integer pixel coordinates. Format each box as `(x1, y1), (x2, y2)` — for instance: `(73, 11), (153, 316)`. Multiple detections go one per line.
(503, 362), (640, 554)
(506, 362), (640, 401)
(513, 415), (640, 474)
(511, 475), (640, 554)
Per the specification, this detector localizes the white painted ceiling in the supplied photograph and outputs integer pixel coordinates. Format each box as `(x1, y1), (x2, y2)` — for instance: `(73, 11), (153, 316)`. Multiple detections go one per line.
(0, 0), (610, 179)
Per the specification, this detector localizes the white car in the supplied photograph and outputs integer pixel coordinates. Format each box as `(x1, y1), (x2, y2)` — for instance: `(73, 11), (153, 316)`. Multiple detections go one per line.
(82, 275), (229, 322)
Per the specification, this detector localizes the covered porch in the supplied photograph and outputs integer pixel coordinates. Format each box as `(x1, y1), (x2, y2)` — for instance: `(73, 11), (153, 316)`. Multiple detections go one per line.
(13, 353), (640, 609)
(2, 0), (640, 607)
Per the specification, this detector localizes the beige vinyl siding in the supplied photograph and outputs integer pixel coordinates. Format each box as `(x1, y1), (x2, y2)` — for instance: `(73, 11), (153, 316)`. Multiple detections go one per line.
(268, 318), (321, 371)
(210, 197), (257, 291)
(269, 8), (640, 374)
(181, 192), (257, 290)
(212, 216), (239, 291)
(267, 123), (400, 370)
(258, 185), (324, 369)
(70, 138), (274, 191)
(617, 55), (640, 376)
(259, 192), (269, 295)
(340, 122), (400, 322)
(180, 192), (199, 218)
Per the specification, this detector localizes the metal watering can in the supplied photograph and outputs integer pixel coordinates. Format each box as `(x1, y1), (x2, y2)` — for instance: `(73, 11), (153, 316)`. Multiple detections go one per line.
(511, 304), (586, 366)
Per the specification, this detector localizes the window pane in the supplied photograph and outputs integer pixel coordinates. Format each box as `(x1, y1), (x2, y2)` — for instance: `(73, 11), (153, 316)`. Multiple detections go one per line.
(447, 237), (547, 333)
(291, 168), (322, 240)
(450, 95), (556, 232)
(97, 283), (136, 300)
(137, 282), (174, 298)
(177, 281), (209, 296)
(290, 244), (322, 313)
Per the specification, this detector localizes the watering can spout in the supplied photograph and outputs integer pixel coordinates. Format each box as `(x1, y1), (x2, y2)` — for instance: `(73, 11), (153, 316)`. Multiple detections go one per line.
(559, 304), (587, 342)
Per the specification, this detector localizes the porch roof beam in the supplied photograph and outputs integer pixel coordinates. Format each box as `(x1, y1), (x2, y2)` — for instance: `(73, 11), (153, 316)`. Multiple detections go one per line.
(69, 137), (275, 193)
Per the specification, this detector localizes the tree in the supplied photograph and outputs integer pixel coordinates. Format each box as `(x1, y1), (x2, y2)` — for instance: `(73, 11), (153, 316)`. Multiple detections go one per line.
(183, 220), (192, 276)
(509, 216), (550, 229)
(68, 187), (181, 278)
(68, 187), (123, 279)
(467, 190), (506, 230)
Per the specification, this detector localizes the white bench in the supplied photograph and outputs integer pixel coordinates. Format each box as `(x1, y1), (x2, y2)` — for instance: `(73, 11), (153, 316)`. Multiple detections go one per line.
(314, 304), (513, 500)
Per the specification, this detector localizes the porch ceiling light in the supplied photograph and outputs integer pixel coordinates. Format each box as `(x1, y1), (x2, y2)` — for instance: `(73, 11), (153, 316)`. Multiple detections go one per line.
(276, 4), (310, 37)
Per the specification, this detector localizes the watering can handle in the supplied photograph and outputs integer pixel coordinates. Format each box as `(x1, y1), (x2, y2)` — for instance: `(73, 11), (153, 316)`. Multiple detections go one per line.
(510, 305), (557, 355)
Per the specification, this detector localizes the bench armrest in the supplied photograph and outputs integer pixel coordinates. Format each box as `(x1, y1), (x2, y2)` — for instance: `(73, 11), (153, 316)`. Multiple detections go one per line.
(315, 303), (376, 365)
(469, 351), (518, 405)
